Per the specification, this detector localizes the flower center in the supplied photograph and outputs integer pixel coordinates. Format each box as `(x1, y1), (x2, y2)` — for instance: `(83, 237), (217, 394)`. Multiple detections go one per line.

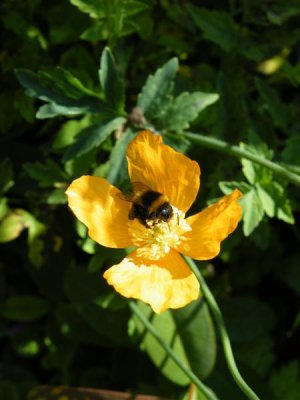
(129, 207), (191, 260)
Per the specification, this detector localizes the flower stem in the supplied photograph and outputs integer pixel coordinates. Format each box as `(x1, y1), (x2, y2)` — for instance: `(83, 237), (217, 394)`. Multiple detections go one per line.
(166, 131), (300, 187)
(183, 256), (261, 400)
(129, 301), (219, 400)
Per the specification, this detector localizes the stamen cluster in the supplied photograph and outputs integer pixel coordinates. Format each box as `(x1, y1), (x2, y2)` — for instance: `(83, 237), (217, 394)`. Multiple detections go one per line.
(129, 207), (191, 260)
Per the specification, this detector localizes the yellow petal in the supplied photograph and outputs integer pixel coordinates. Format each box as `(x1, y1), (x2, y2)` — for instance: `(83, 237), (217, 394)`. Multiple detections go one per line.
(103, 249), (200, 313)
(126, 130), (200, 213)
(177, 189), (242, 260)
(66, 176), (133, 248)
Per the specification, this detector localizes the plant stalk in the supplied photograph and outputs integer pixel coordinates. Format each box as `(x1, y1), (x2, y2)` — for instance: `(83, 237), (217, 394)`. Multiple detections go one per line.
(184, 256), (261, 400)
(167, 131), (300, 187)
(129, 301), (219, 400)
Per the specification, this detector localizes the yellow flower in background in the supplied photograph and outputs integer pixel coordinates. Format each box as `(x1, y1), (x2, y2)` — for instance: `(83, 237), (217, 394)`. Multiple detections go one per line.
(66, 131), (242, 313)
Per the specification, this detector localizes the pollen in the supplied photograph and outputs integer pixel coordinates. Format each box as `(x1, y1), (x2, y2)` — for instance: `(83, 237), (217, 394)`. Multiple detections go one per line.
(129, 207), (191, 260)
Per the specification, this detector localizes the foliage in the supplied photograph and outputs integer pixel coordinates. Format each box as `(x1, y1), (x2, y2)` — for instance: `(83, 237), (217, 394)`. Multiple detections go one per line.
(1, 0), (300, 399)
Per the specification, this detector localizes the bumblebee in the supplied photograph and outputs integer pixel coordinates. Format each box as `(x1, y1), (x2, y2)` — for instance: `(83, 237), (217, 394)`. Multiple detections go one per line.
(120, 182), (173, 228)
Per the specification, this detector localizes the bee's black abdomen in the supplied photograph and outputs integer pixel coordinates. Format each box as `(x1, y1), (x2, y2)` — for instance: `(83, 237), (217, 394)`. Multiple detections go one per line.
(129, 203), (148, 226)
(140, 190), (161, 207)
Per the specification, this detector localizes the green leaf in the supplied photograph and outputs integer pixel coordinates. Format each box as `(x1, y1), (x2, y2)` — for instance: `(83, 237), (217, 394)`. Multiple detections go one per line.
(241, 157), (256, 184)
(270, 361), (300, 400)
(257, 182), (294, 223)
(52, 117), (92, 150)
(47, 188), (67, 205)
(161, 92), (219, 131)
(0, 198), (9, 220)
(1, 296), (50, 321)
(63, 117), (125, 161)
(172, 300), (216, 379)
(99, 47), (125, 113)
(70, 0), (105, 18)
(240, 188), (265, 236)
(24, 160), (68, 188)
(240, 136), (273, 184)
(0, 380), (19, 400)
(130, 300), (216, 385)
(219, 181), (251, 195)
(255, 78), (290, 129)
(0, 211), (26, 243)
(282, 134), (300, 166)
(65, 267), (130, 345)
(187, 5), (237, 52)
(106, 130), (135, 185)
(221, 297), (276, 342)
(15, 68), (104, 118)
(0, 209), (46, 266)
(137, 58), (178, 120)
(0, 159), (14, 195)
(235, 335), (275, 376)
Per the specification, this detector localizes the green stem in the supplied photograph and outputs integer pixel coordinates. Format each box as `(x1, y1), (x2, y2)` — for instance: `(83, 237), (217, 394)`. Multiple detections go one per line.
(184, 256), (260, 400)
(129, 301), (219, 400)
(167, 131), (300, 187)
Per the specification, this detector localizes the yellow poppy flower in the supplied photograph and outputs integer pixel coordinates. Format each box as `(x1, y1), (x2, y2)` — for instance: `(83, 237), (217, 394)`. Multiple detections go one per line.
(66, 131), (242, 313)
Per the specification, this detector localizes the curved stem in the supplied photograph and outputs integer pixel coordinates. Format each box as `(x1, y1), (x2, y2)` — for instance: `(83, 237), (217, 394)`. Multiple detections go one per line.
(129, 301), (219, 400)
(166, 131), (300, 187)
(184, 256), (260, 400)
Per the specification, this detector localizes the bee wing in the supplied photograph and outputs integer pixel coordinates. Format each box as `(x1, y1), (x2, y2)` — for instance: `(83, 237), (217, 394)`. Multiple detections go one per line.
(117, 191), (134, 202)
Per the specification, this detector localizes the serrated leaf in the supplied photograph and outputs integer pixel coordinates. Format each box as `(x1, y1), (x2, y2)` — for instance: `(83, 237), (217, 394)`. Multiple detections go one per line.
(99, 47), (125, 113)
(240, 138), (273, 184)
(1, 296), (50, 321)
(106, 130), (135, 185)
(15, 68), (103, 118)
(36, 103), (93, 119)
(161, 92), (219, 131)
(131, 300), (216, 385)
(257, 182), (294, 224)
(240, 188), (265, 236)
(187, 5), (237, 52)
(63, 117), (125, 161)
(52, 117), (91, 150)
(241, 158), (256, 184)
(24, 160), (68, 188)
(137, 58), (178, 120)
(219, 181), (251, 195)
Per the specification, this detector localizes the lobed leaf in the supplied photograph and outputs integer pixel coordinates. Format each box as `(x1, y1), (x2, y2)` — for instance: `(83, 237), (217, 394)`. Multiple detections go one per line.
(240, 188), (265, 236)
(137, 58), (178, 120)
(99, 47), (125, 114)
(63, 117), (125, 161)
(187, 5), (237, 52)
(161, 92), (219, 131)
(15, 68), (104, 118)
